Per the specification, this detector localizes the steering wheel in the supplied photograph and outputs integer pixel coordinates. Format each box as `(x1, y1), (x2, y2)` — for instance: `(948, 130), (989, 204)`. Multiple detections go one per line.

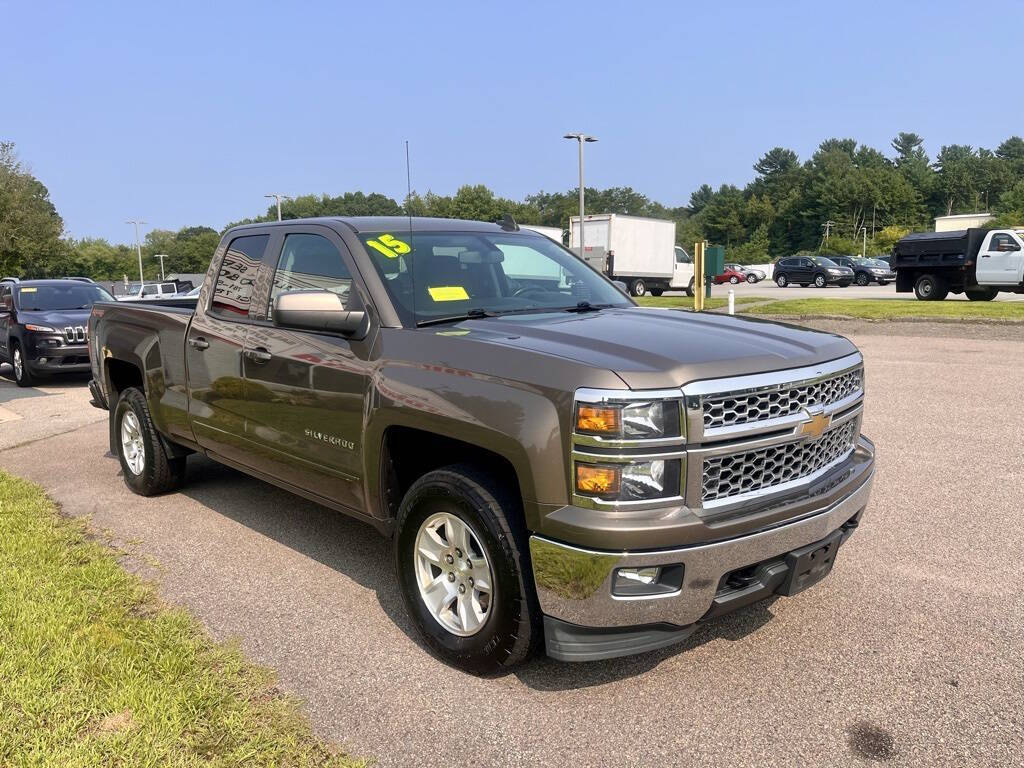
(512, 286), (549, 298)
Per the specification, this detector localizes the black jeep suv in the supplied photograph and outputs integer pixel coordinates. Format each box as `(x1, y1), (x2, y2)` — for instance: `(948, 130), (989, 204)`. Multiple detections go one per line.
(0, 279), (114, 387)
(773, 256), (854, 288)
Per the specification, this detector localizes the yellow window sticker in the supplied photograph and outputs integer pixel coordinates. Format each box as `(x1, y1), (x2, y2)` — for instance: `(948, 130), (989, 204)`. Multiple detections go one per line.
(366, 233), (411, 258)
(19, 287), (37, 292)
(428, 286), (469, 302)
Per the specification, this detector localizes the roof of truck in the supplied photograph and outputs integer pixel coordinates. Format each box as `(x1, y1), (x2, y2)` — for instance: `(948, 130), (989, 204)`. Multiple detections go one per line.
(229, 216), (537, 235)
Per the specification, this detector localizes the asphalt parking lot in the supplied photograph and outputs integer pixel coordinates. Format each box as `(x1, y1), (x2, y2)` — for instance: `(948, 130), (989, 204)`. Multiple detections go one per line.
(1, 321), (1022, 767)
(683, 279), (1024, 302)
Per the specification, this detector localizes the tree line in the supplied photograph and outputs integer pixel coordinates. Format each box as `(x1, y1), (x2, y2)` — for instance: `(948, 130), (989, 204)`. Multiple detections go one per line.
(3, 132), (1024, 281)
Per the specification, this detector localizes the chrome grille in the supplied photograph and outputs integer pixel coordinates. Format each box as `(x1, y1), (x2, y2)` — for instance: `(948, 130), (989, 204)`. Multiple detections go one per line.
(701, 420), (857, 502)
(702, 368), (862, 431)
(63, 325), (87, 344)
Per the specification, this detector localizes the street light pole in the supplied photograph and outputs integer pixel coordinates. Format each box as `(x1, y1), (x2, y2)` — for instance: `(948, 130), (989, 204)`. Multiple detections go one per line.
(264, 193), (291, 221)
(563, 133), (597, 260)
(154, 253), (168, 282)
(125, 219), (147, 287)
(859, 226), (867, 259)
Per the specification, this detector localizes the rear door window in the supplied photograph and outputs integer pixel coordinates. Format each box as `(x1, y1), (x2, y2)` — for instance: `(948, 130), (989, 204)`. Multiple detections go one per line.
(210, 234), (269, 320)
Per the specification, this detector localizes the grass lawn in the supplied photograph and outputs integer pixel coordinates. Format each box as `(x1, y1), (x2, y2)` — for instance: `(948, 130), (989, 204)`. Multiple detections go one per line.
(744, 298), (1024, 321)
(0, 471), (363, 767)
(635, 295), (764, 310)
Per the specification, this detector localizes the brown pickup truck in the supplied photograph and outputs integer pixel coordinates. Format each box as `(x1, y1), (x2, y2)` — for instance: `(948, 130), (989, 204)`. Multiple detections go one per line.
(88, 216), (875, 672)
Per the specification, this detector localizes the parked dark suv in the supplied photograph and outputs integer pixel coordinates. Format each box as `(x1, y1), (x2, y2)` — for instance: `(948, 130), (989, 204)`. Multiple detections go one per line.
(0, 279), (114, 386)
(774, 256), (854, 288)
(827, 255), (896, 286)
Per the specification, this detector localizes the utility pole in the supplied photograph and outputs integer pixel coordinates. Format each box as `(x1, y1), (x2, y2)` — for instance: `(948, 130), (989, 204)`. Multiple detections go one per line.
(563, 133), (598, 261)
(822, 220), (836, 247)
(125, 219), (147, 287)
(154, 254), (168, 282)
(859, 226), (867, 259)
(264, 194), (291, 221)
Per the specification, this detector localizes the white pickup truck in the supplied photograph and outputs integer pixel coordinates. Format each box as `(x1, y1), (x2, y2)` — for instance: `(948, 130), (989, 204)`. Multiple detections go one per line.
(893, 228), (1024, 301)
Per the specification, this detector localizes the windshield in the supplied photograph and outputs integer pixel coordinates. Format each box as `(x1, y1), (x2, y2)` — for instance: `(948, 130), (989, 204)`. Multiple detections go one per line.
(16, 284), (114, 311)
(358, 230), (631, 326)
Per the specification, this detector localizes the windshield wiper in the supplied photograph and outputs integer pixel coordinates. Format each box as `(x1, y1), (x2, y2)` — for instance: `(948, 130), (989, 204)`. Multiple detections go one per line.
(416, 307), (499, 327)
(562, 301), (614, 313)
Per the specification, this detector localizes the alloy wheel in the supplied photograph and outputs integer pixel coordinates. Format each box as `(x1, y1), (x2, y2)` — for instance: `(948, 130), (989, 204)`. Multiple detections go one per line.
(120, 410), (146, 475)
(414, 512), (494, 637)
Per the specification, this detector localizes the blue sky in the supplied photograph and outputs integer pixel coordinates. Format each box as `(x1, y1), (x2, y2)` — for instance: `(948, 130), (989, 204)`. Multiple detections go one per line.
(3, 0), (1022, 243)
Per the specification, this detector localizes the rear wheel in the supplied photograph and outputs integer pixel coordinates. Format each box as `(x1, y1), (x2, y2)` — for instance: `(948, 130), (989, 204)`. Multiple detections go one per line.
(686, 277), (695, 297)
(966, 287), (998, 301)
(395, 465), (540, 673)
(877, 280), (888, 286)
(775, 274), (788, 288)
(629, 278), (647, 297)
(11, 343), (36, 388)
(814, 274), (827, 288)
(114, 387), (187, 495)
(914, 273), (948, 301)
(649, 288), (664, 297)
(855, 272), (870, 286)
(729, 275), (739, 284)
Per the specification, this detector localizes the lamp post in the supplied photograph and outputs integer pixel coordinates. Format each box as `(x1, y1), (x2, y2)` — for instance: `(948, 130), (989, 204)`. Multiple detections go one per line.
(125, 219), (147, 287)
(563, 133), (597, 259)
(859, 226), (867, 259)
(264, 193), (291, 221)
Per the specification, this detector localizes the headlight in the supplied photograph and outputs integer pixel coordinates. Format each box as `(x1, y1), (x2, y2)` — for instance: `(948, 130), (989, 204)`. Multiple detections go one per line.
(575, 459), (680, 501)
(576, 400), (678, 439)
(24, 324), (56, 332)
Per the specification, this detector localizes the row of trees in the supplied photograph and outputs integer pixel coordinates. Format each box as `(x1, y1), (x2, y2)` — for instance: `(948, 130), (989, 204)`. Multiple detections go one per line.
(3, 133), (1024, 280)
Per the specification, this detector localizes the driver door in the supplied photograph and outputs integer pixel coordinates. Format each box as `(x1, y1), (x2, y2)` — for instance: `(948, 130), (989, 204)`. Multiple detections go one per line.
(977, 232), (1023, 284)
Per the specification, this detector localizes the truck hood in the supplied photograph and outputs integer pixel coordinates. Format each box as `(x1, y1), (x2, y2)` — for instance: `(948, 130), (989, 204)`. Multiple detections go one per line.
(446, 307), (857, 389)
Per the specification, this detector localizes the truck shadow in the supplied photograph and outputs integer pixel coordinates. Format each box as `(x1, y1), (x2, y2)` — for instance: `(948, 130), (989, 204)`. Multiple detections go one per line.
(173, 455), (779, 689)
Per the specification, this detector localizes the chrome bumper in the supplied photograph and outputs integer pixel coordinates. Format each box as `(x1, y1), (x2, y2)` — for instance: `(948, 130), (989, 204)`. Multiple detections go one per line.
(530, 467), (873, 629)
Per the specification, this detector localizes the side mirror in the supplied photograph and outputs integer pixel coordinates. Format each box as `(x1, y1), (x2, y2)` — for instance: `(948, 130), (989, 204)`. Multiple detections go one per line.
(0, 297), (11, 313)
(612, 280), (629, 294)
(272, 290), (367, 336)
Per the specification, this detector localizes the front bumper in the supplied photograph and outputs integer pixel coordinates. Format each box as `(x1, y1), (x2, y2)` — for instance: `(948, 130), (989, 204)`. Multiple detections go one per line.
(23, 336), (91, 373)
(531, 454), (873, 660)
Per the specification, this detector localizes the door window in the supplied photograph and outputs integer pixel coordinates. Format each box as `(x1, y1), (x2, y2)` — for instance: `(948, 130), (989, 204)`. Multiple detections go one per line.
(210, 234), (269, 320)
(990, 233), (1020, 252)
(268, 233), (353, 319)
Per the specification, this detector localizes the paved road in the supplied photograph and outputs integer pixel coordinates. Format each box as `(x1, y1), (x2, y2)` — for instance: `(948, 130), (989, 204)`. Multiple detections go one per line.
(675, 279), (1024, 302)
(1, 327), (1022, 767)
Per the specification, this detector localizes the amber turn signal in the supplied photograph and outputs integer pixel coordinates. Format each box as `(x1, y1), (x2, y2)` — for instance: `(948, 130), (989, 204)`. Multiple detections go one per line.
(576, 404), (621, 435)
(575, 463), (621, 497)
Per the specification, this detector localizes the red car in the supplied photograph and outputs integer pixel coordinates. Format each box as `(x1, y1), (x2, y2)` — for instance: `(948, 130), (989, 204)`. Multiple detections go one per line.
(713, 265), (748, 285)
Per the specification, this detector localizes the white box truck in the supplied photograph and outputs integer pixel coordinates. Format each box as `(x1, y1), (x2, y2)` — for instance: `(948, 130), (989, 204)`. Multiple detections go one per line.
(569, 213), (693, 297)
(520, 224), (565, 244)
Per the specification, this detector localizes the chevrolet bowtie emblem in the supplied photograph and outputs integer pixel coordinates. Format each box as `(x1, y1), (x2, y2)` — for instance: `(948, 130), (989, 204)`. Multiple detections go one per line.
(798, 411), (831, 440)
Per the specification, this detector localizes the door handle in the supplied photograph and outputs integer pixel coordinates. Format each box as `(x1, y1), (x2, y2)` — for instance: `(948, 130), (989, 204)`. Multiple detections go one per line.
(981, 254), (990, 258)
(243, 347), (272, 364)
(188, 337), (210, 350)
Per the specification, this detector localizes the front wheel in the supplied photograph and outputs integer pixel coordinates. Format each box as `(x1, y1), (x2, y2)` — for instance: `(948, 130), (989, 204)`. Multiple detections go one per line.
(775, 274), (788, 287)
(746, 273), (758, 284)
(729, 275), (739, 284)
(814, 274), (827, 288)
(114, 387), (187, 495)
(395, 465), (540, 673)
(966, 287), (998, 301)
(11, 343), (36, 388)
(629, 279), (647, 297)
(877, 280), (888, 286)
(855, 272), (870, 286)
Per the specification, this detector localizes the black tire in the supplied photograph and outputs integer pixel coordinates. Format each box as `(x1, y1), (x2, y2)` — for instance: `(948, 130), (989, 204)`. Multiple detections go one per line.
(966, 287), (998, 301)
(649, 288), (664, 297)
(775, 274), (788, 288)
(686, 277), (695, 297)
(877, 280), (888, 286)
(746, 273), (758, 284)
(914, 273), (948, 301)
(729, 275), (740, 284)
(855, 272), (870, 286)
(630, 279), (647, 297)
(395, 464), (540, 673)
(114, 387), (187, 496)
(800, 283), (810, 288)
(813, 274), (827, 288)
(11, 342), (36, 388)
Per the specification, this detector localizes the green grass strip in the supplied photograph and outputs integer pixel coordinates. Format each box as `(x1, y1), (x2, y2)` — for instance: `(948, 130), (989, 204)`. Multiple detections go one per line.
(0, 470), (365, 767)
(744, 298), (1024, 321)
